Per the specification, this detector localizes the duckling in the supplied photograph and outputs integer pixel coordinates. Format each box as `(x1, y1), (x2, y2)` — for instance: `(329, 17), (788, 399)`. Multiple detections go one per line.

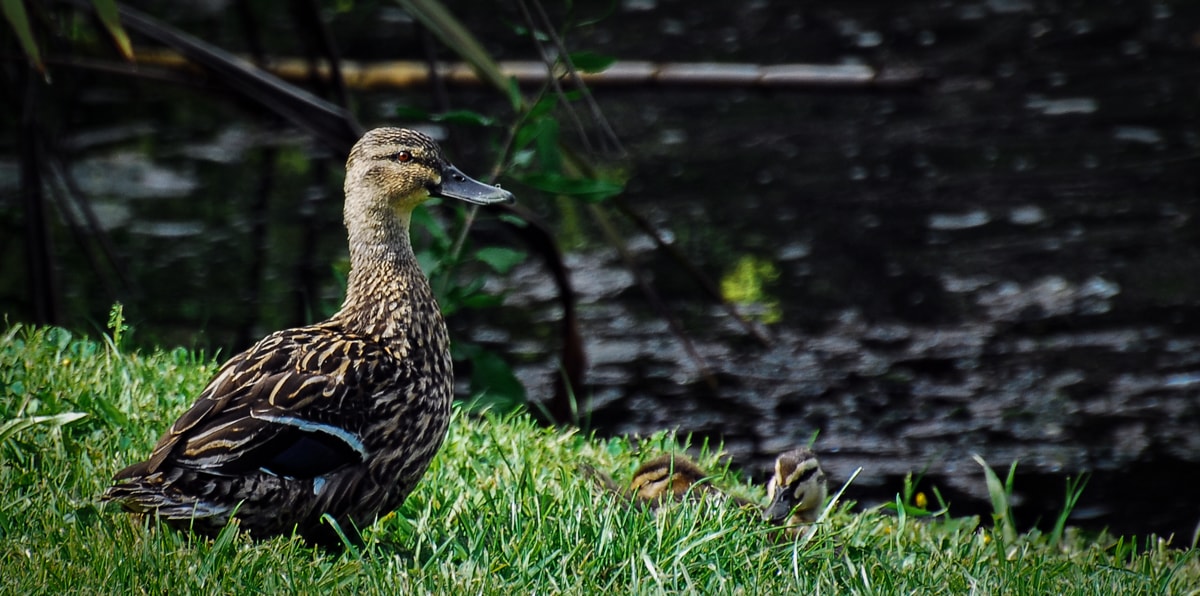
(103, 128), (514, 546)
(628, 453), (721, 508)
(763, 447), (828, 534)
(582, 453), (756, 512)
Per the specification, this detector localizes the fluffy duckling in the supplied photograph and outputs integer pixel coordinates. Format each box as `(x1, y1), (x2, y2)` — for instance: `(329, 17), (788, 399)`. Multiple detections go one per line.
(582, 453), (754, 512)
(763, 447), (828, 534)
(103, 128), (514, 546)
(628, 453), (722, 508)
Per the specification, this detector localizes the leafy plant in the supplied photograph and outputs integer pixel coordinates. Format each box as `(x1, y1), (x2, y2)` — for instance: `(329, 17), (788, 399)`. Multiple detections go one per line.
(1050, 472), (1090, 547)
(974, 454), (1019, 546)
(387, 2), (632, 414)
(881, 469), (949, 519)
(104, 302), (130, 351)
(2, 0), (133, 73)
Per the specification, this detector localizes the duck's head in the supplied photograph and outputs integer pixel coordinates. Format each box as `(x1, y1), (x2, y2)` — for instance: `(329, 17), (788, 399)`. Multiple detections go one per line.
(763, 447), (828, 525)
(344, 127), (514, 226)
(629, 454), (711, 502)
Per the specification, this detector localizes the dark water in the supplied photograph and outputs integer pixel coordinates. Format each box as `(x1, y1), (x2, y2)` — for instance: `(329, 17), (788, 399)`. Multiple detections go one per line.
(466, 0), (1200, 539)
(4, 1), (1200, 539)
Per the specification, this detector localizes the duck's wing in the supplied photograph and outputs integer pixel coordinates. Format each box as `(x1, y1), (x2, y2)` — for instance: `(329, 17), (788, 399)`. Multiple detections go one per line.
(119, 326), (400, 481)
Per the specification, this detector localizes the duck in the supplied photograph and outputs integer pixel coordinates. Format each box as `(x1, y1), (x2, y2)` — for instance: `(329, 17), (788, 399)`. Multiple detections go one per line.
(628, 453), (726, 509)
(582, 452), (755, 512)
(763, 447), (828, 536)
(583, 447), (829, 536)
(103, 127), (515, 546)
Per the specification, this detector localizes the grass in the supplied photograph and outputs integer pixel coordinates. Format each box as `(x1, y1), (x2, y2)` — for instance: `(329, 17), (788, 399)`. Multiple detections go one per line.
(2, 322), (1199, 594)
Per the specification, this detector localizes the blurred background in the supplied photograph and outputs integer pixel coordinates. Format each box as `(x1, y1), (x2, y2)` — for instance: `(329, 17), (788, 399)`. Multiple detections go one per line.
(3, 0), (1199, 539)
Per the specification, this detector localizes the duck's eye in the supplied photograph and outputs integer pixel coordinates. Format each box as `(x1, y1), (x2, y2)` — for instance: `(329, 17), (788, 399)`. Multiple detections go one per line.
(390, 151), (413, 163)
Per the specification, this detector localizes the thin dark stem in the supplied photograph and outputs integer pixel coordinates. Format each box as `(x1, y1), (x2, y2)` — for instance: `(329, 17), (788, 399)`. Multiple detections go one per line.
(512, 0), (594, 154)
(44, 152), (135, 295)
(241, 147), (277, 346)
(588, 203), (718, 389)
(44, 163), (120, 306)
(294, 163), (328, 326)
(418, 26), (453, 131)
(527, 0), (624, 156)
(19, 71), (60, 325)
(236, 0), (267, 65)
(613, 197), (772, 347)
(237, 0), (276, 345)
(288, 0), (351, 109)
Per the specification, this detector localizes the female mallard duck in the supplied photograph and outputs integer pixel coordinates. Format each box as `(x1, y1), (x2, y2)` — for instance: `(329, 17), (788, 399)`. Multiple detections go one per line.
(763, 447), (828, 534)
(103, 128), (514, 546)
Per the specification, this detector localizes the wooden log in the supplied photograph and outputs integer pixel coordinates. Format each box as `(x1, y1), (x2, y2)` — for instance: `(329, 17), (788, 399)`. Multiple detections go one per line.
(131, 49), (928, 91)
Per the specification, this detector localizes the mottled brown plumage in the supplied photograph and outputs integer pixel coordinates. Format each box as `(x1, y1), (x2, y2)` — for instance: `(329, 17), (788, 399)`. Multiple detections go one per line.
(582, 453), (755, 512)
(104, 128), (514, 545)
(582, 447), (828, 540)
(628, 454), (720, 508)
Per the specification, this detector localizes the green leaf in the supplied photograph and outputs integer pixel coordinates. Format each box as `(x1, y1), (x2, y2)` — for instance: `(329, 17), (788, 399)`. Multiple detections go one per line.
(461, 293), (503, 309)
(1050, 473), (1090, 546)
(455, 277), (487, 297)
(513, 116), (559, 167)
(411, 204), (452, 246)
(92, 0), (133, 60)
(398, 0), (522, 110)
(475, 247), (526, 274)
(2, 0), (44, 72)
(509, 149), (535, 169)
(399, 106), (497, 128)
(516, 172), (623, 202)
(106, 302), (128, 350)
(879, 501), (931, 517)
(466, 347), (525, 411)
(498, 213), (528, 228)
(415, 250), (440, 280)
(973, 454), (1017, 546)
(568, 51), (615, 74)
(0, 412), (88, 444)
(526, 94), (558, 121)
(534, 117), (561, 171)
(432, 109), (496, 127)
(394, 105), (432, 120)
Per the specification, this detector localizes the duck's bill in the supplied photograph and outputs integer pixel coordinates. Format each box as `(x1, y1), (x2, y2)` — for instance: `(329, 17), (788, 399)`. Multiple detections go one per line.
(435, 164), (516, 205)
(763, 495), (794, 524)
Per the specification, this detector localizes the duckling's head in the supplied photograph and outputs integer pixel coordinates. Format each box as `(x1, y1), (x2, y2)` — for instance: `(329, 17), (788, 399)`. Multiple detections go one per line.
(344, 128), (514, 231)
(763, 447), (828, 525)
(629, 454), (711, 503)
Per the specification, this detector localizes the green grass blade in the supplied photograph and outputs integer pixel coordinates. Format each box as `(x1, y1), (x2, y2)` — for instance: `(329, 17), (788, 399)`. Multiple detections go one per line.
(973, 453), (1017, 545)
(395, 0), (521, 110)
(91, 0), (133, 60)
(4, 324), (1198, 592)
(1, 0), (44, 72)
(0, 412), (88, 444)
(1050, 473), (1090, 546)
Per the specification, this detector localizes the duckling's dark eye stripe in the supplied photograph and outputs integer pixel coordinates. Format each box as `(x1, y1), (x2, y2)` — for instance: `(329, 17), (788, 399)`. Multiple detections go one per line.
(789, 465), (819, 485)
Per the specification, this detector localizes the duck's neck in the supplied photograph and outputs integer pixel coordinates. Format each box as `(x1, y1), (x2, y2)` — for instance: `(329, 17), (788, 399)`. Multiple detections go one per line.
(333, 212), (442, 343)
